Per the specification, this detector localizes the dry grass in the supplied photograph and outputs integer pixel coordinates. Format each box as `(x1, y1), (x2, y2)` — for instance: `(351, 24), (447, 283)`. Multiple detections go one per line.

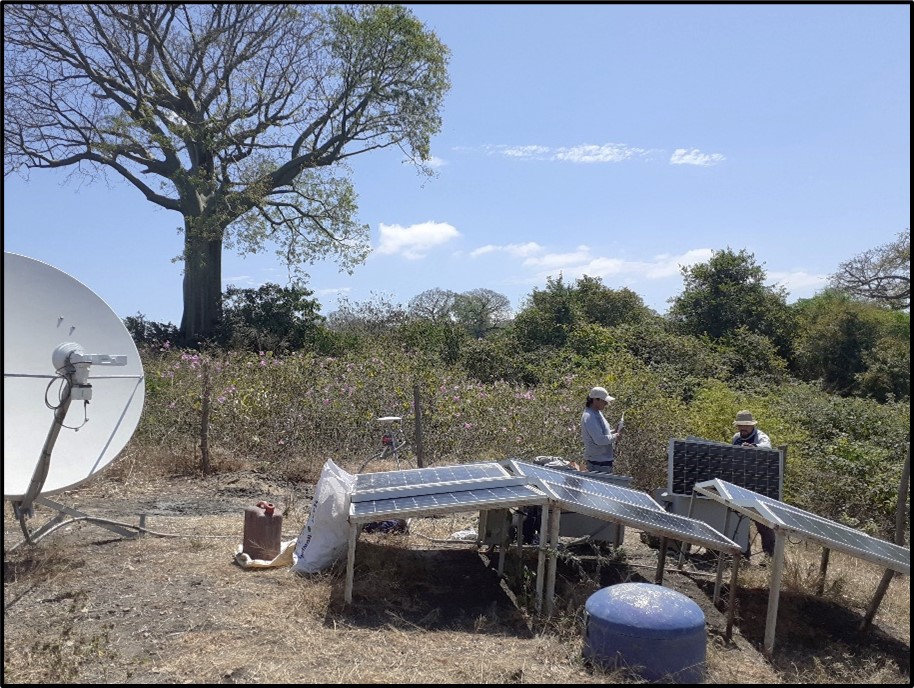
(3, 469), (910, 685)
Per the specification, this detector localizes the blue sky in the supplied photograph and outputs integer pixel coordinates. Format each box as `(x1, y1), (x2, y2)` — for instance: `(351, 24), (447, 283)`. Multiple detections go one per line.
(4, 3), (910, 325)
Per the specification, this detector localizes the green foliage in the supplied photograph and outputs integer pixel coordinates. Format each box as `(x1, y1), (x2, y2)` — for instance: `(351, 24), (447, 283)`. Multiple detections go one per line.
(611, 321), (728, 401)
(451, 288), (512, 338)
(396, 318), (469, 366)
(572, 277), (655, 327)
(792, 290), (910, 400)
(513, 275), (585, 350)
(218, 283), (325, 353)
(764, 382), (909, 535)
(715, 327), (789, 384)
(459, 333), (551, 386)
(666, 248), (796, 358)
(124, 313), (179, 349)
(133, 332), (908, 538)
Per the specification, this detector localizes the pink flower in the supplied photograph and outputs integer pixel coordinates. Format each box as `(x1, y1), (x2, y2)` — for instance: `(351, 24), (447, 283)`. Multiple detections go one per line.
(463, 423), (473, 430)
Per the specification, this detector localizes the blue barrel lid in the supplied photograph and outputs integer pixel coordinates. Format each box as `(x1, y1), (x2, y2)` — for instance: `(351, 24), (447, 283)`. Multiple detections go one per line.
(585, 582), (705, 639)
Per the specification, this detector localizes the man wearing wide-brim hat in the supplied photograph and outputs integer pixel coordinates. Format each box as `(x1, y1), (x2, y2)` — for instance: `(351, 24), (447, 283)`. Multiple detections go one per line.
(731, 410), (775, 558)
(731, 410), (772, 449)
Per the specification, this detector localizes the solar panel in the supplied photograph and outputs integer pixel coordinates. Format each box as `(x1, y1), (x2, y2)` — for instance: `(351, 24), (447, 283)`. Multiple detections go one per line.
(695, 479), (910, 575)
(355, 462), (508, 491)
(543, 481), (740, 552)
(507, 460), (739, 553)
(350, 484), (547, 522)
(669, 438), (782, 498)
(507, 460), (662, 510)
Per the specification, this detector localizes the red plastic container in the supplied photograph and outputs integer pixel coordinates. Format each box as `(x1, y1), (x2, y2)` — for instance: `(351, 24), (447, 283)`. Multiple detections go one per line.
(243, 501), (283, 561)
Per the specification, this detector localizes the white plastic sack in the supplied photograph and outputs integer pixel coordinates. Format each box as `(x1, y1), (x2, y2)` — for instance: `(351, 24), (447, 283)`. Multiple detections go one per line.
(292, 459), (357, 574)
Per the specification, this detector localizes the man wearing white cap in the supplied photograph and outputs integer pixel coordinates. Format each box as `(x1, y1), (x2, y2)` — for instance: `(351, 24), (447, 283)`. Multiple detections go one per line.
(580, 386), (623, 473)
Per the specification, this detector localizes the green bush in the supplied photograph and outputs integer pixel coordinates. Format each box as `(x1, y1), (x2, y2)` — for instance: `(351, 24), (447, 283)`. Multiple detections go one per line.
(130, 336), (908, 537)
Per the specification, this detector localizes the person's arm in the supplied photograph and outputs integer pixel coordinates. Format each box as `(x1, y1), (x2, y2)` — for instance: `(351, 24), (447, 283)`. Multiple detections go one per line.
(755, 430), (772, 449)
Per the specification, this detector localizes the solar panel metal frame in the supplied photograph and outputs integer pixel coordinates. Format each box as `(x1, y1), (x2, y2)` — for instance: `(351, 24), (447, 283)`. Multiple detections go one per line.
(668, 438), (783, 499)
(695, 478), (910, 575)
(507, 460), (741, 553)
(351, 475), (530, 503)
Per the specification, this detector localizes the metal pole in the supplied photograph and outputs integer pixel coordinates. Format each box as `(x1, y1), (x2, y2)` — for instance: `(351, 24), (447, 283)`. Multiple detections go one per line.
(544, 506), (561, 618)
(535, 505), (550, 614)
(412, 384), (425, 468)
(763, 527), (787, 655)
(344, 522), (358, 604)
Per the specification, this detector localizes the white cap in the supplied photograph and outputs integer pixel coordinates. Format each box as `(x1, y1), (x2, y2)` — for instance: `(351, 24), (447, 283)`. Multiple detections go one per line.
(588, 386), (614, 401)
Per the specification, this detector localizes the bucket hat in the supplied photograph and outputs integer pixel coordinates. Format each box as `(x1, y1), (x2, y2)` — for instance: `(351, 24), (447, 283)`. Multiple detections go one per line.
(733, 410), (758, 426)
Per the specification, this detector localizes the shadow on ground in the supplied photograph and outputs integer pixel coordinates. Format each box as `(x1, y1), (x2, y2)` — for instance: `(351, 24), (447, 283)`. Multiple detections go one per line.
(327, 540), (535, 637)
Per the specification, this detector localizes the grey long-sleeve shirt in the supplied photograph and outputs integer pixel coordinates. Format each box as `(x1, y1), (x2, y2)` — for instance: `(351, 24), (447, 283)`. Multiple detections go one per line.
(581, 407), (619, 463)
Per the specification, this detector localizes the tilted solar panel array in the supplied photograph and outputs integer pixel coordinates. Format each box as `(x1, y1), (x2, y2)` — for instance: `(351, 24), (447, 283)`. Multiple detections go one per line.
(508, 460), (740, 553)
(695, 478), (910, 575)
(351, 484), (547, 521)
(355, 462), (508, 491)
(350, 462), (548, 522)
(669, 438), (782, 499)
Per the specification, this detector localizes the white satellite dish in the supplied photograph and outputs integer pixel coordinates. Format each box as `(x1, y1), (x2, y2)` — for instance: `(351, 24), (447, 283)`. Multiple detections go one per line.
(3, 252), (146, 506)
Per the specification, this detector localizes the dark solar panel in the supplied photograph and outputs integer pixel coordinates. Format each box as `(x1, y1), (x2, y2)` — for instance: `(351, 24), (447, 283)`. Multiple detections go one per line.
(669, 438), (782, 498)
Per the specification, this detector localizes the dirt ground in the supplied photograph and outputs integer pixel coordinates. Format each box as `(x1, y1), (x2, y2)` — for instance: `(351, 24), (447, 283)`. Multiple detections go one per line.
(3, 468), (910, 684)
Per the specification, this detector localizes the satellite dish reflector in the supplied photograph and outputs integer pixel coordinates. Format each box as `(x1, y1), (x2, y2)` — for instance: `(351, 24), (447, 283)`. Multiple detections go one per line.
(3, 252), (146, 499)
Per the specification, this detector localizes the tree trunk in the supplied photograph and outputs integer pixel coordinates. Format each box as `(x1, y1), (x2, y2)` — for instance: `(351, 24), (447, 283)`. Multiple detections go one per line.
(180, 225), (224, 344)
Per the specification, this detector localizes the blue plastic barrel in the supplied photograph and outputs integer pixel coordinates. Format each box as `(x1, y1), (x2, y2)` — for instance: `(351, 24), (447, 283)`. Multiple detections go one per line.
(583, 582), (706, 683)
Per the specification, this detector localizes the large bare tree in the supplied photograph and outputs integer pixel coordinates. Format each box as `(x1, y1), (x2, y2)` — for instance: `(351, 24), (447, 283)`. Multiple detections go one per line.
(829, 229), (910, 311)
(4, 4), (450, 342)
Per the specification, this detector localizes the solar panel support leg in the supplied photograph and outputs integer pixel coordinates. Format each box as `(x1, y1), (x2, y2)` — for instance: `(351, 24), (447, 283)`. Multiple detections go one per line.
(859, 569), (896, 633)
(544, 506), (560, 618)
(725, 553), (740, 641)
(763, 528), (787, 655)
(655, 536), (668, 584)
(535, 505), (549, 615)
(344, 521), (358, 604)
(816, 547), (830, 595)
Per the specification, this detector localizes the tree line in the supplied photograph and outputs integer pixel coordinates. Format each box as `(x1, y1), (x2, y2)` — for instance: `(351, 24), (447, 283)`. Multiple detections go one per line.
(127, 232), (910, 405)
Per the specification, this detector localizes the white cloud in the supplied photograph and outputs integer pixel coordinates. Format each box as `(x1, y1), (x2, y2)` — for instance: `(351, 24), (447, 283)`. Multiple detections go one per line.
(519, 247), (716, 286)
(500, 145), (551, 158)
(376, 221), (461, 260)
(669, 148), (726, 166)
(470, 241), (543, 258)
(222, 274), (259, 287)
(315, 286), (351, 298)
(423, 155), (447, 168)
(554, 144), (647, 163)
(645, 249), (715, 278)
(523, 247), (593, 269)
(767, 270), (829, 301)
(477, 142), (714, 164)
